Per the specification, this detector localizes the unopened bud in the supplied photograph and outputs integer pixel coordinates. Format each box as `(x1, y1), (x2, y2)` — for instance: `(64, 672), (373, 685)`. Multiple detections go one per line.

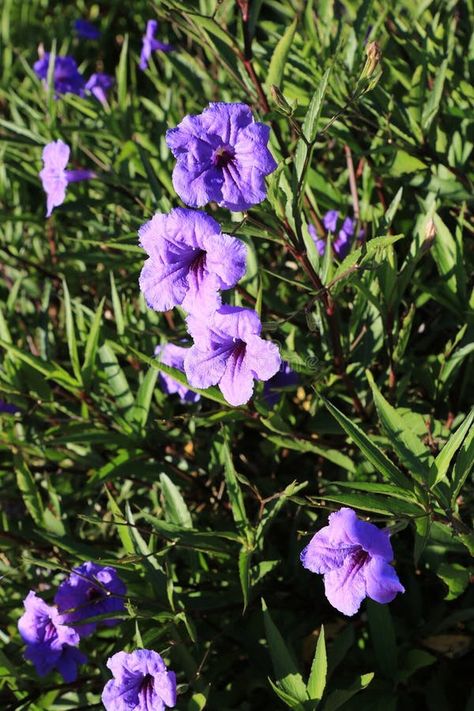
(423, 218), (436, 251)
(270, 84), (294, 115)
(363, 42), (381, 79)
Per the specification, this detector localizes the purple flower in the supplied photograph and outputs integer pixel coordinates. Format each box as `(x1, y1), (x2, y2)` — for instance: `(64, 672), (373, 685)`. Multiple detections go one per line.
(85, 73), (114, 104)
(155, 343), (200, 404)
(102, 649), (177, 711)
(74, 19), (101, 40)
(0, 399), (19, 414)
(18, 591), (86, 681)
(166, 102), (278, 211)
(138, 208), (247, 315)
(139, 20), (174, 71)
(184, 306), (281, 407)
(39, 140), (95, 217)
(54, 561), (126, 637)
(300, 507), (405, 616)
(323, 210), (339, 232)
(309, 212), (363, 259)
(262, 361), (299, 407)
(33, 53), (85, 96)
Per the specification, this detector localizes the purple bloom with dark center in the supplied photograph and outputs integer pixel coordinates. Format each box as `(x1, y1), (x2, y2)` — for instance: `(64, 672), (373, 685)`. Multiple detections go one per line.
(139, 20), (174, 71)
(155, 343), (200, 404)
(18, 591), (86, 681)
(139, 208), (247, 315)
(33, 53), (85, 97)
(85, 73), (114, 104)
(184, 306), (281, 407)
(74, 19), (101, 40)
(262, 361), (299, 407)
(54, 561), (126, 637)
(166, 102), (278, 211)
(39, 140), (95, 217)
(300, 507), (405, 616)
(102, 649), (177, 711)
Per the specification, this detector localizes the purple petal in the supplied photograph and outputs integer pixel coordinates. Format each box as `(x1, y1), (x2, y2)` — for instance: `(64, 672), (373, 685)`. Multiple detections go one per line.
(323, 210), (339, 232)
(364, 557), (405, 604)
(154, 671), (177, 708)
(244, 334), (281, 381)
(218, 350), (255, 406)
(74, 19), (101, 40)
(184, 344), (228, 389)
(323, 555), (368, 615)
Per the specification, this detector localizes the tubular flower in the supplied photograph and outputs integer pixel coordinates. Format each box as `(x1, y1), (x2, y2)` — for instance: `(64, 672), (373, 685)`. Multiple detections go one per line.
(300, 507), (405, 616)
(166, 102), (277, 211)
(102, 649), (177, 711)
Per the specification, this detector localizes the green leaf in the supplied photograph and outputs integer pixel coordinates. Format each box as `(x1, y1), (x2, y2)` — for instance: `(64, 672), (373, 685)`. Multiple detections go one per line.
(321, 398), (413, 491)
(261, 599), (308, 704)
(62, 279), (82, 384)
(431, 409), (474, 486)
(130, 366), (159, 430)
(159, 473), (193, 529)
(366, 371), (434, 485)
(117, 33), (129, 109)
(81, 297), (104, 387)
(263, 433), (356, 473)
(436, 562), (470, 601)
(307, 625), (327, 703)
(451, 421), (474, 504)
(422, 58), (448, 131)
(366, 601), (397, 679)
(14, 456), (44, 526)
(99, 343), (134, 416)
(266, 18), (298, 90)
(294, 67), (332, 180)
(238, 547), (252, 612)
(323, 672), (374, 711)
(312, 492), (423, 517)
(220, 429), (251, 542)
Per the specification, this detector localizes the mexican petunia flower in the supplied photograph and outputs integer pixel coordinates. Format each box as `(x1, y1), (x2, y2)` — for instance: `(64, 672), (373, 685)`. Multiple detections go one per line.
(155, 343), (200, 404)
(34, 53), (85, 97)
(138, 208), (247, 315)
(74, 19), (101, 40)
(309, 211), (364, 259)
(0, 399), (19, 414)
(166, 102), (278, 211)
(262, 361), (299, 408)
(54, 561), (126, 637)
(85, 73), (114, 104)
(184, 306), (281, 407)
(39, 140), (95, 217)
(300, 507), (405, 616)
(139, 20), (174, 71)
(102, 649), (177, 711)
(18, 591), (86, 682)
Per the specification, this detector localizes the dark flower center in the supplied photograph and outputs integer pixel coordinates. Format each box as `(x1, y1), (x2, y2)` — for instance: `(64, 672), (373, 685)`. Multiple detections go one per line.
(44, 619), (57, 641)
(86, 585), (104, 603)
(232, 338), (247, 362)
(213, 144), (235, 168)
(139, 673), (155, 704)
(352, 547), (369, 569)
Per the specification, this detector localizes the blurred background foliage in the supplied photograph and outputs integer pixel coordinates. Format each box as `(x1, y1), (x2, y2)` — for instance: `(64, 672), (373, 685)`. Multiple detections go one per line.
(0, 0), (473, 708)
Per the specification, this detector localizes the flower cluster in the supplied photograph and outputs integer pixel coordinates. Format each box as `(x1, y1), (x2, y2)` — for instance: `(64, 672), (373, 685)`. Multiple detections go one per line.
(18, 562), (126, 681)
(140, 101), (281, 407)
(309, 210), (364, 259)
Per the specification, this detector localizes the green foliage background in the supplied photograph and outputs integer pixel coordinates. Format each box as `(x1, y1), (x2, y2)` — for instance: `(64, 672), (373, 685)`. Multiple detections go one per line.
(0, 0), (473, 708)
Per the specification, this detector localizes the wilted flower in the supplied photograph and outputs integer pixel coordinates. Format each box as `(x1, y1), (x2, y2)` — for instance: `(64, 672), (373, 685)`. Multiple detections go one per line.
(139, 20), (174, 71)
(262, 361), (298, 407)
(155, 343), (200, 404)
(39, 140), (95, 217)
(300, 507), (405, 616)
(18, 591), (86, 681)
(309, 211), (364, 259)
(102, 649), (177, 711)
(185, 306), (281, 407)
(54, 561), (126, 637)
(166, 102), (277, 211)
(85, 72), (114, 104)
(74, 19), (101, 40)
(34, 53), (85, 97)
(138, 208), (247, 315)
